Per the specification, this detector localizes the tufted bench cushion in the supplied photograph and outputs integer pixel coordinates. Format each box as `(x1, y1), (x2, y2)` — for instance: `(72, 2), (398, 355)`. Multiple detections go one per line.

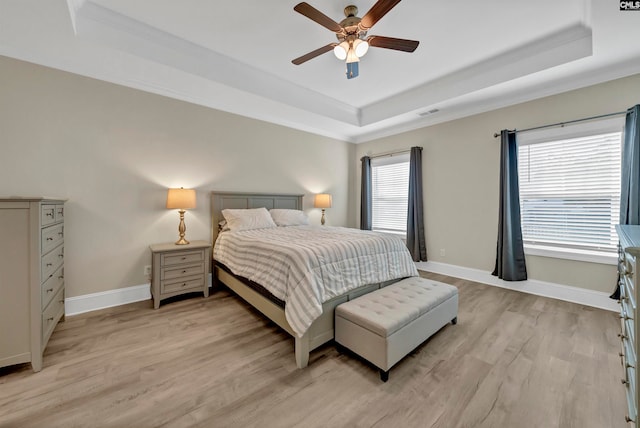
(335, 276), (458, 381)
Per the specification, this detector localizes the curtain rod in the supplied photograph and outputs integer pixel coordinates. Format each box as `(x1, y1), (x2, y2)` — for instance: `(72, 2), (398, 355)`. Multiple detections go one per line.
(365, 147), (420, 160)
(492, 111), (627, 138)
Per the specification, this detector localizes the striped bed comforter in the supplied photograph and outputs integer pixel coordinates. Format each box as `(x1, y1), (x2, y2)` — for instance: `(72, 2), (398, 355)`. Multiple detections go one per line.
(213, 225), (418, 337)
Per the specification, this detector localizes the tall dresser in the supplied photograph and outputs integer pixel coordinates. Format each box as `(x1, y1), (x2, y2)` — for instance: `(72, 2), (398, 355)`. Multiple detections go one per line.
(617, 225), (640, 426)
(0, 198), (66, 372)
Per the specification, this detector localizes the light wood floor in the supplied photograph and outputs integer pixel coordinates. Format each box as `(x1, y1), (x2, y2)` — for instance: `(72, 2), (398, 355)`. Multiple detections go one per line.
(0, 272), (628, 428)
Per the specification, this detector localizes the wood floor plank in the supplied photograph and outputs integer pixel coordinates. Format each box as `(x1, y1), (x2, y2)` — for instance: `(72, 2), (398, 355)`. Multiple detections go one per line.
(0, 272), (629, 428)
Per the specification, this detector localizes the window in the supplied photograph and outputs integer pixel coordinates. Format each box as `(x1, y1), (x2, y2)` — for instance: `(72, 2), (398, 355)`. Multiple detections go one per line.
(517, 118), (623, 263)
(371, 153), (410, 236)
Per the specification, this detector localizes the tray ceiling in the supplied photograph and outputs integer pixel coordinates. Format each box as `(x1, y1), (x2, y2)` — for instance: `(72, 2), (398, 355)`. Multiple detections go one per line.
(1, 0), (639, 142)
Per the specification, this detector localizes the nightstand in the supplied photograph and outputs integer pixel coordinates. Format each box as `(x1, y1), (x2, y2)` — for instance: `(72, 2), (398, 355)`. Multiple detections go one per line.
(150, 240), (211, 309)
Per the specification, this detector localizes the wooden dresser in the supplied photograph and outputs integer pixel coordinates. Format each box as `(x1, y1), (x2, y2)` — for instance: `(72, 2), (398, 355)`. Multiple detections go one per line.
(0, 198), (65, 372)
(617, 224), (640, 426)
(150, 240), (210, 309)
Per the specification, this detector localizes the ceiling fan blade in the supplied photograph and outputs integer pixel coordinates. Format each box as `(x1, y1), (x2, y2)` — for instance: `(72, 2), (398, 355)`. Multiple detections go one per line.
(294, 2), (343, 33)
(367, 36), (419, 52)
(359, 0), (402, 31)
(292, 44), (336, 65)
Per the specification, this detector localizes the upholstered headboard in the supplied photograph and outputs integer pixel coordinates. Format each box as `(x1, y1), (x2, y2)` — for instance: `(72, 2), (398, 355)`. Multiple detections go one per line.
(210, 191), (304, 244)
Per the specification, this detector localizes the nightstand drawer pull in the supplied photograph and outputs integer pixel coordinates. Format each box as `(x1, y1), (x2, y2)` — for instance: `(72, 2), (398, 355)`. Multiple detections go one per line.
(47, 317), (54, 322)
(46, 237), (53, 241)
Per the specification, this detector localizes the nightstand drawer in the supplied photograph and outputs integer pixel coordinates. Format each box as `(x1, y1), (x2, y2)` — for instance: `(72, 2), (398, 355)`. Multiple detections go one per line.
(41, 266), (64, 309)
(162, 263), (205, 281)
(162, 250), (204, 266)
(42, 224), (64, 254)
(41, 245), (64, 280)
(161, 275), (205, 294)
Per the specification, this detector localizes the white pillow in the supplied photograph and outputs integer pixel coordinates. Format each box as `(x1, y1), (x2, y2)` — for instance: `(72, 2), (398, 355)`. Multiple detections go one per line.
(221, 208), (277, 231)
(269, 209), (309, 227)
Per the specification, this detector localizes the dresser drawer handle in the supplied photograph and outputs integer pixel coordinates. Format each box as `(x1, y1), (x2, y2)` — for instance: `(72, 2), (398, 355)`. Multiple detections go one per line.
(626, 363), (635, 369)
(58, 254), (64, 258)
(618, 333), (628, 340)
(46, 212), (53, 217)
(46, 288), (53, 293)
(619, 352), (624, 358)
(58, 232), (63, 236)
(46, 237), (54, 241)
(621, 314), (634, 321)
(59, 299), (64, 304)
(46, 263), (53, 267)
(47, 317), (54, 322)
(181, 257), (187, 260)
(48, 274), (53, 279)
(626, 415), (635, 423)
(58, 275), (64, 280)
(621, 378), (629, 385)
(182, 270), (187, 273)
(181, 283), (187, 287)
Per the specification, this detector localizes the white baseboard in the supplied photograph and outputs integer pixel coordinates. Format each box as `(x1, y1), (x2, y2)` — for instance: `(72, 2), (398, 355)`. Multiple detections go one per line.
(416, 261), (619, 312)
(66, 266), (618, 317)
(65, 273), (213, 316)
(65, 284), (151, 316)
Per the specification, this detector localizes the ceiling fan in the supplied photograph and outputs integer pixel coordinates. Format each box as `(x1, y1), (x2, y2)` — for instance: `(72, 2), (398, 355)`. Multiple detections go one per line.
(292, 0), (419, 79)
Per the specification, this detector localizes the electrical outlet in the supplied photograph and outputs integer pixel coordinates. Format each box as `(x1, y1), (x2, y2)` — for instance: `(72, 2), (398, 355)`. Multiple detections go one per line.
(439, 249), (446, 257)
(144, 265), (152, 276)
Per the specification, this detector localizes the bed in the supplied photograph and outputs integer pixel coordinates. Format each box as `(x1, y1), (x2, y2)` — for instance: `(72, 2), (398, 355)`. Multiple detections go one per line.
(210, 191), (418, 368)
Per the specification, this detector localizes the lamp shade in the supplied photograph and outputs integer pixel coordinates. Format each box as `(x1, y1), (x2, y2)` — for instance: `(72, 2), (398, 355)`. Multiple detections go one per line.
(314, 194), (332, 209)
(166, 188), (196, 209)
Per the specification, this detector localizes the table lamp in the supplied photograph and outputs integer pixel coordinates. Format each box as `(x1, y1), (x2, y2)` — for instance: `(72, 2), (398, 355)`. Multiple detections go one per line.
(166, 187), (196, 245)
(314, 193), (332, 225)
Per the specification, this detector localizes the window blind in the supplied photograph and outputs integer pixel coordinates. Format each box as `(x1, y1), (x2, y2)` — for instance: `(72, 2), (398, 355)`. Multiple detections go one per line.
(371, 153), (410, 235)
(518, 131), (622, 253)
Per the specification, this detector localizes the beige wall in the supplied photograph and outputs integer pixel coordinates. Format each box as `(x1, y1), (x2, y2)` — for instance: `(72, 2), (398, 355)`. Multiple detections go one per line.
(0, 56), (352, 297)
(354, 74), (640, 293)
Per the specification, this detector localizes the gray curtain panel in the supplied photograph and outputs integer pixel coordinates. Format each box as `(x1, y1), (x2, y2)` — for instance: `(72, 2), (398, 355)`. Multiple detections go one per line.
(492, 130), (527, 281)
(407, 146), (427, 261)
(612, 104), (640, 299)
(620, 105), (640, 225)
(360, 156), (372, 230)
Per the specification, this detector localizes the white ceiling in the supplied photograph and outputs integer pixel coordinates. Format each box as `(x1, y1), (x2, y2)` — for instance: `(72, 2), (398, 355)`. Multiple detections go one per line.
(1, 0), (639, 143)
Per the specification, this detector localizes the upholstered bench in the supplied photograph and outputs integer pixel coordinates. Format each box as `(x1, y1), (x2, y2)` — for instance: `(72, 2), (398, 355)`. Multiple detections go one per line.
(335, 276), (458, 381)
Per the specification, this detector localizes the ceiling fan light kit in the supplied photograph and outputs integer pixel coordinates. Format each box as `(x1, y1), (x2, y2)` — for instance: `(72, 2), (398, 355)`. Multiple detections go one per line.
(292, 0), (419, 79)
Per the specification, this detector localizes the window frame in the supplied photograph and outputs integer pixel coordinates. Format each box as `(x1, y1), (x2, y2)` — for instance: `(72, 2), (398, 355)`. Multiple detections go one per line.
(516, 117), (624, 266)
(370, 152), (411, 239)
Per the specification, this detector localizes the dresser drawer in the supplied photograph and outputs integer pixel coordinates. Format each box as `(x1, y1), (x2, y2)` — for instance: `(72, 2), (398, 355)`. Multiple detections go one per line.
(41, 205), (57, 226)
(41, 266), (64, 310)
(41, 224), (64, 254)
(55, 205), (64, 222)
(41, 245), (64, 280)
(42, 287), (64, 345)
(161, 275), (205, 294)
(162, 262), (205, 281)
(162, 250), (204, 266)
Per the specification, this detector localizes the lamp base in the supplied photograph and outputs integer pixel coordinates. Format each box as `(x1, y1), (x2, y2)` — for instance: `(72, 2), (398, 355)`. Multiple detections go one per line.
(175, 209), (190, 245)
(321, 209), (326, 226)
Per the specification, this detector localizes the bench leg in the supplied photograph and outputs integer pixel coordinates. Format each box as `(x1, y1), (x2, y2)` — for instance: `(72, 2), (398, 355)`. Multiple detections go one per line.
(380, 369), (389, 382)
(451, 317), (458, 325)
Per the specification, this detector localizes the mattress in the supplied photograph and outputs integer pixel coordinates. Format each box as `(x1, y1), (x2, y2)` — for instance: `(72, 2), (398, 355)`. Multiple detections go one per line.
(213, 225), (418, 337)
